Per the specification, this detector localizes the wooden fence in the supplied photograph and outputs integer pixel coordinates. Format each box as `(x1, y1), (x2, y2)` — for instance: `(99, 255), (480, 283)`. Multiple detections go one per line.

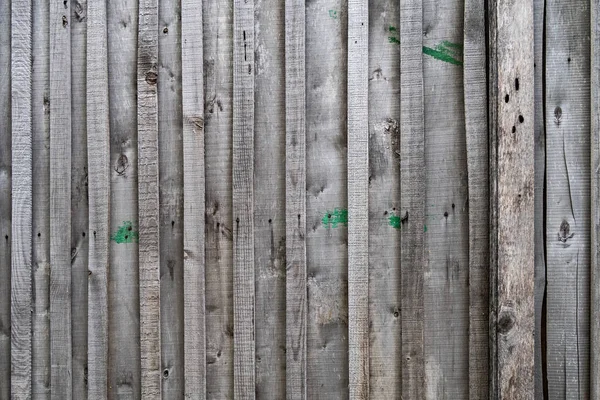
(1, 0), (599, 398)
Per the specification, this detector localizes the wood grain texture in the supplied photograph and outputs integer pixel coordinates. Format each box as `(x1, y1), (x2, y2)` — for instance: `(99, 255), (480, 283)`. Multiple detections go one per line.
(181, 0), (206, 396)
(593, 0), (600, 397)
(10, 0), (33, 395)
(137, 0), (161, 396)
(49, 0), (73, 395)
(464, 0), (489, 397)
(284, 0), (306, 397)
(545, 0), (590, 397)
(493, 0), (535, 398)
(255, 0), (286, 397)
(107, 0), (141, 396)
(399, 0), (425, 397)
(347, 0), (368, 397)
(232, 0), (255, 396)
(366, 0), (401, 396)
(86, 0), (110, 396)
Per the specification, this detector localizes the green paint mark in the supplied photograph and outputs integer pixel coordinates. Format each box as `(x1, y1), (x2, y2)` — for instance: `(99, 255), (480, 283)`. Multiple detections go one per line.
(322, 208), (348, 228)
(388, 214), (401, 229)
(424, 224), (427, 233)
(328, 9), (338, 19)
(111, 221), (139, 244)
(388, 36), (400, 45)
(422, 41), (463, 66)
(389, 25), (397, 32)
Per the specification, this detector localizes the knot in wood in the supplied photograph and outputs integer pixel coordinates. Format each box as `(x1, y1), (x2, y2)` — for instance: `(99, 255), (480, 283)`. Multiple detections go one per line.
(558, 219), (574, 243)
(497, 310), (515, 334)
(145, 69), (158, 85)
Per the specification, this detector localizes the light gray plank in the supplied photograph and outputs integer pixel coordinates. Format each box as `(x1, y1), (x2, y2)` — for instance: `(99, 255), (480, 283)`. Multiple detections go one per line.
(254, 0), (286, 397)
(366, 0), (401, 396)
(137, 0), (161, 396)
(86, 0), (110, 396)
(464, 0), (489, 396)
(545, 0), (590, 397)
(593, 0), (600, 397)
(305, 0), (349, 397)
(49, 0), (73, 396)
(107, 0), (141, 397)
(284, 0), (306, 397)
(347, 0), (368, 397)
(203, 0), (234, 396)
(10, 0), (33, 395)
(399, 0), (426, 397)
(181, 0), (206, 396)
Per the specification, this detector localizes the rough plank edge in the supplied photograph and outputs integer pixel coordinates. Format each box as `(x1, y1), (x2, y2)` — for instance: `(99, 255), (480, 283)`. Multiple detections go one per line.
(593, 0), (600, 394)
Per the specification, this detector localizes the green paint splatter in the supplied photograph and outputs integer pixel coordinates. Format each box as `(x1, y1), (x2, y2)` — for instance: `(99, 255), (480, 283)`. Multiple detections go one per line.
(388, 36), (400, 45)
(422, 41), (463, 66)
(388, 214), (401, 229)
(328, 9), (338, 19)
(111, 221), (139, 244)
(322, 208), (348, 228)
(424, 224), (427, 232)
(389, 25), (397, 32)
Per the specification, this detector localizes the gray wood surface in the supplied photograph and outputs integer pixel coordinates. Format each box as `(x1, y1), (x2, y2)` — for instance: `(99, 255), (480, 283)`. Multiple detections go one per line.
(10, 0), (33, 396)
(284, 0), (306, 397)
(399, 0), (426, 397)
(593, 0), (600, 397)
(545, 0), (590, 397)
(137, 0), (161, 396)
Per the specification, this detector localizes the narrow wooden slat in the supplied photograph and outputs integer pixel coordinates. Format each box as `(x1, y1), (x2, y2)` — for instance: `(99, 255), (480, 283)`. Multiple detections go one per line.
(347, 0), (368, 397)
(464, 0), (489, 397)
(10, 0), (33, 396)
(87, 0), (110, 396)
(181, 0), (206, 396)
(545, 0), (591, 396)
(49, 0), (73, 396)
(399, 0), (425, 397)
(137, 0), (161, 396)
(593, 0), (600, 396)
(285, 0), (306, 397)
(232, 0), (255, 395)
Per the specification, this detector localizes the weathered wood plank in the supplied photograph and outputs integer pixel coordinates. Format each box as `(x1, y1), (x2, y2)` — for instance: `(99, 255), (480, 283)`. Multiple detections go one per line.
(284, 0), (306, 397)
(347, 0), (368, 397)
(593, 0), (600, 397)
(464, 0), (489, 397)
(181, 0), (206, 396)
(87, 0), (110, 396)
(305, 1), (349, 397)
(545, 0), (590, 397)
(254, 0), (286, 397)
(137, 0), (161, 396)
(49, 0), (73, 395)
(399, 0), (426, 397)
(10, 0), (33, 395)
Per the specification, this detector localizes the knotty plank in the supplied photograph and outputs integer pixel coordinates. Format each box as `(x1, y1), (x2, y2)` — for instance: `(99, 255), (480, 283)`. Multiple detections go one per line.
(284, 0), (306, 397)
(203, 0), (234, 396)
(305, 0), (349, 396)
(399, 0), (425, 397)
(347, 0), (368, 397)
(232, 0), (255, 395)
(545, 0), (590, 397)
(137, 0), (161, 396)
(87, 0), (110, 396)
(10, 0), (33, 396)
(492, 0), (535, 397)
(49, 0), (73, 395)
(366, 0), (401, 396)
(593, 0), (600, 397)
(254, 0), (286, 397)
(181, 0), (206, 396)
(464, 0), (489, 397)
(107, 0), (141, 396)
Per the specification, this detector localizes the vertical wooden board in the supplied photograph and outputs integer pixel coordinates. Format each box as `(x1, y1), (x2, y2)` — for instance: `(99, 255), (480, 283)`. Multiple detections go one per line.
(10, 0), (33, 396)
(203, 0), (234, 397)
(464, 0), (489, 396)
(49, 0), (73, 396)
(305, 0), (349, 397)
(158, 0), (184, 397)
(545, 0), (590, 397)
(70, 1), (89, 398)
(181, 0), (206, 395)
(593, 0), (600, 397)
(255, 0), (286, 397)
(107, 0), (141, 397)
(285, 0), (306, 397)
(366, 0), (401, 396)
(137, 0), (161, 396)
(494, 0), (535, 398)
(87, 0), (110, 396)
(399, 0), (425, 398)
(422, 1), (469, 398)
